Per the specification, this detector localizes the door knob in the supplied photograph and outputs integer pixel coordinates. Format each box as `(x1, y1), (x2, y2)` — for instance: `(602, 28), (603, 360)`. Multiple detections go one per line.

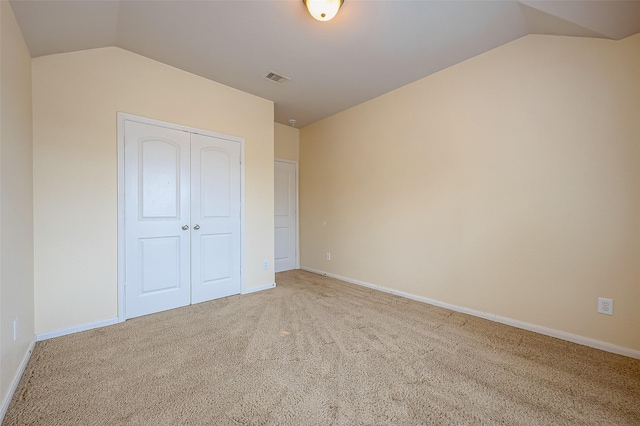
(182, 225), (189, 230)
(194, 224), (200, 230)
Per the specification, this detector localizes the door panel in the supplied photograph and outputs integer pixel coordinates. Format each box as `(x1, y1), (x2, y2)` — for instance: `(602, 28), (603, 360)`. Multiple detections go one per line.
(274, 227), (290, 263)
(124, 121), (191, 318)
(202, 234), (232, 282)
(191, 133), (241, 304)
(274, 160), (297, 272)
(139, 237), (181, 293)
(201, 149), (231, 218)
(140, 140), (180, 218)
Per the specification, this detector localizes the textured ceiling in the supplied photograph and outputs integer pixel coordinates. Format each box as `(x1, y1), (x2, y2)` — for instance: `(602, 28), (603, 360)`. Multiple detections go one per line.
(10, 0), (640, 128)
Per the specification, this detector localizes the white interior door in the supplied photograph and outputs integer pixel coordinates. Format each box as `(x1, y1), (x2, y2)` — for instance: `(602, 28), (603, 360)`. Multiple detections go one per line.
(191, 133), (241, 303)
(274, 160), (297, 272)
(124, 121), (191, 319)
(124, 117), (242, 319)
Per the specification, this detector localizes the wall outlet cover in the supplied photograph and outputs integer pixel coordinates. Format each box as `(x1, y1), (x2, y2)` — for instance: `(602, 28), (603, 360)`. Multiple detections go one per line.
(598, 297), (613, 315)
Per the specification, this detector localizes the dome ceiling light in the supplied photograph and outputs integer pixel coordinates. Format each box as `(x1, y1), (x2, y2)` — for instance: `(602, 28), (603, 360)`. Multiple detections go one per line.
(303, 0), (344, 22)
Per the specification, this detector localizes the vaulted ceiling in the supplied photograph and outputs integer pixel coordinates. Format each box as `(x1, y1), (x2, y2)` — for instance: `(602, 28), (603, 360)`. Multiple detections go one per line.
(10, 0), (640, 128)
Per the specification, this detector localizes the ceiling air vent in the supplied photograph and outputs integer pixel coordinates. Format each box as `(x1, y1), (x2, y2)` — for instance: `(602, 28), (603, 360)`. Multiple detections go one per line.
(265, 71), (291, 84)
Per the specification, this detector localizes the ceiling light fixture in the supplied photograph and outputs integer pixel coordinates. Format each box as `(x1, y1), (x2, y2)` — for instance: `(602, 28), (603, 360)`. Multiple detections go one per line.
(303, 0), (344, 22)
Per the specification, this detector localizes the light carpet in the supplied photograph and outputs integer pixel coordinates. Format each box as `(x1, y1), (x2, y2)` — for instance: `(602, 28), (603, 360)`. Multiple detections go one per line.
(3, 270), (640, 425)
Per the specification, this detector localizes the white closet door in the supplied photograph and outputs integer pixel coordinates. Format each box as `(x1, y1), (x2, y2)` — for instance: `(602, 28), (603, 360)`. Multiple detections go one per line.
(274, 160), (297, 272)
(124, 121), (191, 319)
(190, 133), (241, 304)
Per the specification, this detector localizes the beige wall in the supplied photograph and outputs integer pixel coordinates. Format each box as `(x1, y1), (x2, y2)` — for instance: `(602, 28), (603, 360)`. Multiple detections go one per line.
(32, 47), (274, 335)
(0, 0), (34, 408)
(300, 34), (640, 351)
(275, 123), (300, 162)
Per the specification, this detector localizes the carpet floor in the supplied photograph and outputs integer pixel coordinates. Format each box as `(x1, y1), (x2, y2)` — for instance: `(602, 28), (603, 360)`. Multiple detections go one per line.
(3, 270), (640, 425)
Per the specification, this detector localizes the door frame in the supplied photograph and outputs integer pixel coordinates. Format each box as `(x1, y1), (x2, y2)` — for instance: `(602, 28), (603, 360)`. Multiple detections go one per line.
(274, 158), (300, 271)
(117, 112), (246, 322)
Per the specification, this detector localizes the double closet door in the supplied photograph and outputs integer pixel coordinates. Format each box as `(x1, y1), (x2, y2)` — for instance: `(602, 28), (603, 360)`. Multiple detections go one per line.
(124, 120), (241, 319)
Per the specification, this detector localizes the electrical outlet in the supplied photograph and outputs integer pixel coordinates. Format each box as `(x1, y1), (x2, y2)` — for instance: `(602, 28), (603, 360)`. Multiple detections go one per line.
(263, 260), (268, 270)
(326, 252), (331, 261)
(598, 298), (613, 315)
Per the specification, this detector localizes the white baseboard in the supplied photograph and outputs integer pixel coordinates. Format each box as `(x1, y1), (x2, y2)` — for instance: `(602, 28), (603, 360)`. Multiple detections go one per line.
(37, 284), (277, 341)
(1, 337), (36, 423)
(301, 266), (640, 360)
(36, 317), (120, 341)
(242, 282), (276, 295)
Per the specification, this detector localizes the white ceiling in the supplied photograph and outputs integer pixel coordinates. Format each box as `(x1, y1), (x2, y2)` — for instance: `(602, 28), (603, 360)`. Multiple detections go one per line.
(10, 0), (640, 128)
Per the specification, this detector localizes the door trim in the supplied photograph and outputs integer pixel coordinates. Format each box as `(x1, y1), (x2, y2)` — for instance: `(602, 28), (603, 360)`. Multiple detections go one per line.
(117, 112), (245, 322)
(274, 158), (300, 271)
